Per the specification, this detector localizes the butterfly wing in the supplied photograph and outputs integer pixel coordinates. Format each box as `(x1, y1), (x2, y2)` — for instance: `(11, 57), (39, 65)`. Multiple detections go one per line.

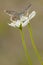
(19, 4), (32, 16)
(24, 4), (31, 11)
(4, 10), (20, 21)
(4, 10), (18, 16)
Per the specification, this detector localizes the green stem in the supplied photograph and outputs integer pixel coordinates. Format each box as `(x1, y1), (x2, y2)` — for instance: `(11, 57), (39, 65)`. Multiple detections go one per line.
(19, 27), (33, 65)
(28, 23), (43, 65)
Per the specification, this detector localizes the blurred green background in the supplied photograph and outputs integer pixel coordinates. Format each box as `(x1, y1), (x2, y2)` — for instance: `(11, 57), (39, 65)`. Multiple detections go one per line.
(0, 0), (43, 65)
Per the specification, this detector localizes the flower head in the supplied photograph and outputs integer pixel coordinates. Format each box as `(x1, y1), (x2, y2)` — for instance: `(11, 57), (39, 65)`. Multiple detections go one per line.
(4, 10), (36, 28)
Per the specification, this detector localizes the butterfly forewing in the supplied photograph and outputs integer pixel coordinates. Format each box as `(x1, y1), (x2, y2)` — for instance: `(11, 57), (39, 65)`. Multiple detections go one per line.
(4, 10), (20, 21)
(19, 4), (32, 16)
(4, 10), (18, 16)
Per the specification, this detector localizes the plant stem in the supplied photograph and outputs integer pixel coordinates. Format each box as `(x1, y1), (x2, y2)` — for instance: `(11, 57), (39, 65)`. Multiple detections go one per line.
(20, 28), (33, 65)
(28, 23), (43, 65)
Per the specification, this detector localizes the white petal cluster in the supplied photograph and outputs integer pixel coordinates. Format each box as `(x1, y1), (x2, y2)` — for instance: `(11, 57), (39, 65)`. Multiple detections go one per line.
(5, 11), (36, 28)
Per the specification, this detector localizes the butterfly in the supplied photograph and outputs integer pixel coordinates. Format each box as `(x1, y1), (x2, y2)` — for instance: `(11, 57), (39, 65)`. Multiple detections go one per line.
(4, 4), (31, 21)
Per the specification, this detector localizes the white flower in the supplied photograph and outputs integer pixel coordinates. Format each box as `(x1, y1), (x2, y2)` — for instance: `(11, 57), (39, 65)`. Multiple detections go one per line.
(4, 10), (36, 28)
(9, 16), (29, 28)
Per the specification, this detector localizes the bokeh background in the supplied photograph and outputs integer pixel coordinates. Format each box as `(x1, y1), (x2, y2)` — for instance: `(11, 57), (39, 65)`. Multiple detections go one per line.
(0, 0), (43, 65)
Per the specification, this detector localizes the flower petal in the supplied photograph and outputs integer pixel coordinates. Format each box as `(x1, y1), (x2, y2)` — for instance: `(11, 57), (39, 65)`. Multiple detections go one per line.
(20, 16), (28, 22)
(29, 11), (36, 20)
(15, 20), (22, 27)
(8, 22), (16, 27)
(22, 18), (29, 27)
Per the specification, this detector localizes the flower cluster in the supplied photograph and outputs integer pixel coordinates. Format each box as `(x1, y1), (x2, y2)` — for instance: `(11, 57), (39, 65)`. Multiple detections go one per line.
(4, 10), (36, 28)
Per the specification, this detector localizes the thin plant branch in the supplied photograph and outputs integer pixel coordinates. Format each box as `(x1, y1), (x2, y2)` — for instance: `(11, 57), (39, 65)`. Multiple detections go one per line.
(19, 24), (33, 65)
(28, 23), (43, 65)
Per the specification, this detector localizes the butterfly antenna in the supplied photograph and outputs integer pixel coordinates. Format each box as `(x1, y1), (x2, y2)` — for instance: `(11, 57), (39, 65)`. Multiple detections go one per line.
(25, 4), (32, 11)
